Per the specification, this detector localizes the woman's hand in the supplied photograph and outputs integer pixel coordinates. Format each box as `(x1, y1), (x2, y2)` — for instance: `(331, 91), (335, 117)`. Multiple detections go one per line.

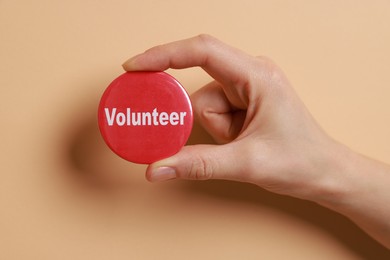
(123, 35), (341, 201)
(122, 34), (390, 248)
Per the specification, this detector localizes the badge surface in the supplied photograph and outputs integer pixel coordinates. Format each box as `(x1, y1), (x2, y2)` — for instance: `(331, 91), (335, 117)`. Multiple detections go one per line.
(98, 72), (193, 164)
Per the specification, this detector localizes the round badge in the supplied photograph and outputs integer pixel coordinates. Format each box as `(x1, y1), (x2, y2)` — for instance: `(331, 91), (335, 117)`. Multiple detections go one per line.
(98, 71), (193, 164)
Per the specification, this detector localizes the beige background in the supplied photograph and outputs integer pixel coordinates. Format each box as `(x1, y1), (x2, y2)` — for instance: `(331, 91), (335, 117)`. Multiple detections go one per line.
(1, 0), (390, 259)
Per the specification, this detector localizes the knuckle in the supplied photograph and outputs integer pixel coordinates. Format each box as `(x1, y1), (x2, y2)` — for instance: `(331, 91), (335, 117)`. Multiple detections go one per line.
(194, 34), (219, 62)
(196, 33), (217, 45)
(253, 56), (288, 89)
(187, 154), (214, 180)
(254, 55), (278, 73)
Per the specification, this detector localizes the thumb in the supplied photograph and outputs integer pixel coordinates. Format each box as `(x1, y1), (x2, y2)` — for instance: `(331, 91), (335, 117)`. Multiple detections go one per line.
(145, 143), (244, 182)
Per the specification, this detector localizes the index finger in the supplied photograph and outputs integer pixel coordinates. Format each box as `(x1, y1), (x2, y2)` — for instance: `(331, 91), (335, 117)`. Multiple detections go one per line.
(122, 34), (258, 109)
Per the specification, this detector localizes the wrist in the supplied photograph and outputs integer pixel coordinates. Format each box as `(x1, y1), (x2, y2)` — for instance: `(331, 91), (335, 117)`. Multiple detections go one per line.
(311, 141), (390, 248)
(311, 139), (388, 216)
(273, 137), (358, 205)
(310, 141), (359, 209)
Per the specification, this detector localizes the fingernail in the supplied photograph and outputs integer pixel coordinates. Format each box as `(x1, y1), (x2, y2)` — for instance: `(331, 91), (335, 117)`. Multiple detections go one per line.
(149, 167), (177, 182)
(122, 55), (140, 71)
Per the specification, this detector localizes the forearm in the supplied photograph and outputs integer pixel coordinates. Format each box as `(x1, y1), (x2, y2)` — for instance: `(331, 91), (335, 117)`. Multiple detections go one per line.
(315, 143), (390, 249)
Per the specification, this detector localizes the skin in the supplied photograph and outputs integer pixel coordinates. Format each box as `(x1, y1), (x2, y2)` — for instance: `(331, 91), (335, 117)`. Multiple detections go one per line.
(122, 34), (390, 249)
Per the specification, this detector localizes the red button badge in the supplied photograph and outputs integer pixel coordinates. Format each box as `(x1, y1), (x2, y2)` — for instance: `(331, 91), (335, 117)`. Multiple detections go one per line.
(98, 72), (193, 164)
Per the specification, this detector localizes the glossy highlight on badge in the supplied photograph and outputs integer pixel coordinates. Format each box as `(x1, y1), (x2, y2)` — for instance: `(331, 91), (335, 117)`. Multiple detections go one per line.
(98, 71), (193, 164)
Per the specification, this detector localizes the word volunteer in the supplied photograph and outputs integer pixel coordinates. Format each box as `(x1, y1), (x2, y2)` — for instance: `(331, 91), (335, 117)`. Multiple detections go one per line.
(104, 108), (188, 126)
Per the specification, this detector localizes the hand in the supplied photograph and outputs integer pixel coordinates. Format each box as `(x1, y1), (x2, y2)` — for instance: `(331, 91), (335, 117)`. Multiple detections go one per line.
(122, 34), (390, 248)
(122, 34), (342, 201)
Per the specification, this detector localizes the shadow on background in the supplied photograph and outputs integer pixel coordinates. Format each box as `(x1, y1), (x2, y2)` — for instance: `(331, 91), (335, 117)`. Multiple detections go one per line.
(63, 83), (389, 258)
(63, 90), (215, 192)
(182, 180), (390, 258)
(60, 76), (147, 194)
